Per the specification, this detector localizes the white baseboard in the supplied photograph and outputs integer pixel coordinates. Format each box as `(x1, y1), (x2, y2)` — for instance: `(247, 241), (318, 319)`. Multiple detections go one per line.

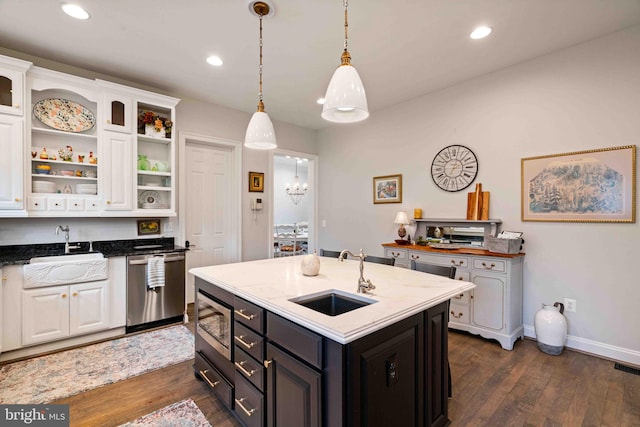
(524, 324), (640, 367)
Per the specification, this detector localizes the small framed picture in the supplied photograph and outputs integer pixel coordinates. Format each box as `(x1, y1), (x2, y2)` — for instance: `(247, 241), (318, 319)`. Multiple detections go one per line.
(373, 174), (403, 204)
(249, 171), (264, 192)
(137, 219), (161, 235)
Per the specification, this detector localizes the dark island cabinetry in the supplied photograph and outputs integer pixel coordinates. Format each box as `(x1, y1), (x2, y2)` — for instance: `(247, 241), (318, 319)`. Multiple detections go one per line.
(194, 277), (450, 427)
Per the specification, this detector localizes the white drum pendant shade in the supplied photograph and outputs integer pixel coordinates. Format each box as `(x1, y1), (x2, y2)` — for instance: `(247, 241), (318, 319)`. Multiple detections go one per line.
(322, 64), (369, 123)
(245, 110), (277, 150)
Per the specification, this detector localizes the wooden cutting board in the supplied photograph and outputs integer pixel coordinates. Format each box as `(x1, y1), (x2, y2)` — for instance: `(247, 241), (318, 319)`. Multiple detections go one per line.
(466, 183), (490, 220)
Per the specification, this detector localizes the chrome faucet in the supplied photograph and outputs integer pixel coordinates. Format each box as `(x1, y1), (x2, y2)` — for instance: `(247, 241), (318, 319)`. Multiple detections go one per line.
(339, 248), (376, 294)
(56, 225), (79, 254)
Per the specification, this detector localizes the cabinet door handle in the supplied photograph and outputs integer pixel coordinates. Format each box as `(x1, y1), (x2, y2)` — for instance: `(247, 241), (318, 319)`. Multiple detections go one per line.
(235, 360), (257, 377)
(61, 293), (67, 298)
(106, 119), (111, 124)
(450, 311), (463, 319)
(234, 335), (256, 349)
(390, 252), (399, 258)
(14, 104), (20, 109)
(451, 260), (464, 266)
(235, 398), (256, 417)
(199, 369), (220, 389)
(72, 292), (78, 297)
(15, 198), (21, 202)
(410, 254), (420, 260)
(234, 309), (256, 321)
(482, 262), (496, 270)
(263, 359), (273, 368)
(453, 293), (464, 299)
(106, 200), (111, 205)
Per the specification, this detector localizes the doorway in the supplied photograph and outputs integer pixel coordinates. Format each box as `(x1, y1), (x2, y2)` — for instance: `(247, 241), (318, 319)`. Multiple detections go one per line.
(179, 132), (242, 303)
(270, 151), (317, 258)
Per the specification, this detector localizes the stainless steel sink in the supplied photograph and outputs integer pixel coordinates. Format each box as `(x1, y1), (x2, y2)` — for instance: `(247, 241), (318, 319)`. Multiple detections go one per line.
(290, 290), (376, 316)
(23, 252), (107, 289)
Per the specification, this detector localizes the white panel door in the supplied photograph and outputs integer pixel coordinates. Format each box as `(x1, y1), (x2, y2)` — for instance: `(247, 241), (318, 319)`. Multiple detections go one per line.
(102, 130), (133, 210)
(70, 280), (110, 335)
(185, 143), (231, 302)
(0, 115), (23, 210)
(22, 286), (70, 345)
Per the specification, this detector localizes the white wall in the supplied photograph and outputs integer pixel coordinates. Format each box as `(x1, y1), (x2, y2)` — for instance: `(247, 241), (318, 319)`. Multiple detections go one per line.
(317, 26), (640, 364)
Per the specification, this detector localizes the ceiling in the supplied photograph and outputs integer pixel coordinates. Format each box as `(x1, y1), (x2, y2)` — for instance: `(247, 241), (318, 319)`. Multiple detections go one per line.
(1, 0), (640, 130)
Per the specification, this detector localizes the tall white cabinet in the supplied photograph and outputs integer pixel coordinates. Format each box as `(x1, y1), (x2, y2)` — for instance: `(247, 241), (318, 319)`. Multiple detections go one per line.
(383, 239), (525, 351)
(0, 56), (31, 212)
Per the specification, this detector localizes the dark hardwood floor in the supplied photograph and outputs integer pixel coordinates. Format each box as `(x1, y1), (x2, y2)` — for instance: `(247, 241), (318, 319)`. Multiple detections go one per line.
(51, 326), (640, 426)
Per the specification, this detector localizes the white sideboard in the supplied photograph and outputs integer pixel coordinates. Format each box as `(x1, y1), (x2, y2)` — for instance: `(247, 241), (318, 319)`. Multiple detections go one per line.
(383, 243), (524, 350)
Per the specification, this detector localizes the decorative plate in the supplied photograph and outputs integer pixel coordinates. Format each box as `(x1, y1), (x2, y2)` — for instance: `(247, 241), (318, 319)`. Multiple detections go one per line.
(33, 98), (96, 133)
(138, 190), (162, 207)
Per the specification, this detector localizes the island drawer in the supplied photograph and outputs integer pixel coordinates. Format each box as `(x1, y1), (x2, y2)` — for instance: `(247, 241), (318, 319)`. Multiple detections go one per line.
(234, 321), (264, 362)
(267, 312), (322, 369)
(235, 346), (264, 391)
(235, 297), (264, 333)
(195, 351), (234, 408)
(234, 373), (264, 427)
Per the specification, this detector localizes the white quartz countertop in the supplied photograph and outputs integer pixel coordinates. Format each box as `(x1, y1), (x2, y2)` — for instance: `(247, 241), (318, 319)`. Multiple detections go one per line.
(190, 255), (475, 344)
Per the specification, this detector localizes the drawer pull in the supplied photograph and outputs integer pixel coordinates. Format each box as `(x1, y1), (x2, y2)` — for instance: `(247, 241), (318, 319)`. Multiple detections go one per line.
(235, 308), (256, 321)
(451, 260), (464, 266)
(199, 369), (220, 389)
(391, 252), (400, 258)
(450, 311), (464, 319)
(235, 397), (256, 417)
(264, 359), (273, 368)
(235, 360), (257, 377)
(234, 335), (256, 349)
(482, 262), (496, 270)
(453, 293), (464, 299)
(410, 254), (420, 260)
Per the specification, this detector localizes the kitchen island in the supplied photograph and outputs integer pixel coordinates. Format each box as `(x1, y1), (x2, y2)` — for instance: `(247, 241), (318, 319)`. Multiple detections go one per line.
(190, 255), (475, 427)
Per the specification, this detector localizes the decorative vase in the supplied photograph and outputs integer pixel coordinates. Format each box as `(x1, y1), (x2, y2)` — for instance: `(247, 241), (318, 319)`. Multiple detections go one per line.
(301, 253), (320, 276)
(137, 155), (150, 171)
(534, 302), (567, 355)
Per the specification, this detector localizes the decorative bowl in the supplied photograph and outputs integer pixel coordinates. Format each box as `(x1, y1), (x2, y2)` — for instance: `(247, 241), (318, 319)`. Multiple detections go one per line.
(35, 169), (50, 174)
(61, 170), (74, 176)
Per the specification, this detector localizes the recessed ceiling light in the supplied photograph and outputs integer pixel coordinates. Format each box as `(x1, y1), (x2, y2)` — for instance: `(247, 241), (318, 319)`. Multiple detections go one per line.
(206, 55), (223, 66)
(316, 98), (325, 105)
(61, 3), (90, 20)
(470, 26), (492, 40)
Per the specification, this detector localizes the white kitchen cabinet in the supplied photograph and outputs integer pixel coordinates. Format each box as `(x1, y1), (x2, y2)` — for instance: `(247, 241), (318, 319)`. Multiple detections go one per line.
(0, 115), (24, 211)
(383, 244), (524, 350)
(101, 130), (133, 211)
(0, 55), (31, 116)
(97, 80), (133, 134)
(1, 266), (23, 353)
(0, 268), (3, 353)
(108, 257), (127, 327)
(22, 280), (110, 346)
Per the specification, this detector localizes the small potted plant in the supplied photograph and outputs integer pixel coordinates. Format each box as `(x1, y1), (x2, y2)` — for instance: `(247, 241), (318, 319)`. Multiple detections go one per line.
(416, 236), (428, 246)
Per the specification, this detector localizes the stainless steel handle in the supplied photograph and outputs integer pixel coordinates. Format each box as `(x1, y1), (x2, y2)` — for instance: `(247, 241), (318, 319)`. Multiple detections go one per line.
(234, 335), (256, 349)
(128, 254), (185, 265)
(199, 370), (220, 389)
(234, 398), (256, 417)
(234, 309), (255, 321)
(235, 360), (257, 377)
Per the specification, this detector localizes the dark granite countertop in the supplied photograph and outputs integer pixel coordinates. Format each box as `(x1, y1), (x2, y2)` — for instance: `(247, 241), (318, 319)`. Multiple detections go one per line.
(0, 237), (187, 267)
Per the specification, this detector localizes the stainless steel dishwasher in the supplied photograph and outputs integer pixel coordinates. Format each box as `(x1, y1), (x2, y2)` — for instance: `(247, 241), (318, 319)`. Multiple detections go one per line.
(126, 252), (186, 333)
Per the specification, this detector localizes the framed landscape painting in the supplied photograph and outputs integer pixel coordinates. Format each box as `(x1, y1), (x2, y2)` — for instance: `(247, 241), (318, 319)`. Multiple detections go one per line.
(521, 145), (636, 223)
(373, 174), (403, 204)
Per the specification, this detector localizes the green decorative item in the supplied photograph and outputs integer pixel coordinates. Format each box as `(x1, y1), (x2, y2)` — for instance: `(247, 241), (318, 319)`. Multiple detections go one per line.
(137, 155), (150, 171)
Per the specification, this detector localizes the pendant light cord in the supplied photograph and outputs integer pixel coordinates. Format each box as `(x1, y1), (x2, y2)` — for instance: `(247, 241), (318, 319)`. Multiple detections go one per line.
(257, 14), (265, 111)
(343, 0), (349, 52)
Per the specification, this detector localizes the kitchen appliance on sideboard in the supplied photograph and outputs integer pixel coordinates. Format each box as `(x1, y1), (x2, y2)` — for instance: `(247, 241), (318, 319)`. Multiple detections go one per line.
(126, 252), (186, 333)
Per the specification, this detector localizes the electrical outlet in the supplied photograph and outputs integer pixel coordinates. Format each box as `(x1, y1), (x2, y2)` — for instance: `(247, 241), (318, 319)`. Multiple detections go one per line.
(564, 298), (576, 313)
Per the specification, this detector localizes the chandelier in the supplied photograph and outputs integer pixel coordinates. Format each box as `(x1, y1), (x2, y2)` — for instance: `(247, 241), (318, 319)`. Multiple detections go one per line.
(285, 159), (308, 205)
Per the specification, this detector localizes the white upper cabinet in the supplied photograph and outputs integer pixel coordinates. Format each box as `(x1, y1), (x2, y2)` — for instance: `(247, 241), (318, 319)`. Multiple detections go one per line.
(97, 80), (133, 134)
(0, 55), (31, 116)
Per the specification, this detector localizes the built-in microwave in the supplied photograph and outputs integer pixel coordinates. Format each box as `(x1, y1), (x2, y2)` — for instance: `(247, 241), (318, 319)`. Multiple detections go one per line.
(196, 290), (231, 360)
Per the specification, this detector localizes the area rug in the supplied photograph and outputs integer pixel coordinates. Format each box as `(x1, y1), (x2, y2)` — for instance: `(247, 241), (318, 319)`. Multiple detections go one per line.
(0, 325), (194, 405)
(119, 399), (211, 427)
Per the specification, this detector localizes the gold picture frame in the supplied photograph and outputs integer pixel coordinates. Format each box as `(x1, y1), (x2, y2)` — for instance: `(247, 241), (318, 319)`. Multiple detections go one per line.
(373, 174), (403, 204)
(249, 171), (264, 192)
(521, 145), (636, 223)
(137, 219), (161, 235)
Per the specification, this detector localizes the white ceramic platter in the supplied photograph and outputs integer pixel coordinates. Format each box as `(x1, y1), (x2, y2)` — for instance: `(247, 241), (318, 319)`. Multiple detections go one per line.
(33, 98), (96, 133)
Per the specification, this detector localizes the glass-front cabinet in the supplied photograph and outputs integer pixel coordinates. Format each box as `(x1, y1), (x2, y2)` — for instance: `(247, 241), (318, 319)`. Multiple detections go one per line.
(0, 55), (30, 116)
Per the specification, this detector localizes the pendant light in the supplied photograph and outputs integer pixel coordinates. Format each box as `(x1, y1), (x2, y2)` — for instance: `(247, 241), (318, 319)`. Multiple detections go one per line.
(244, 1), (277, 150)
(322, 0), (369, 123)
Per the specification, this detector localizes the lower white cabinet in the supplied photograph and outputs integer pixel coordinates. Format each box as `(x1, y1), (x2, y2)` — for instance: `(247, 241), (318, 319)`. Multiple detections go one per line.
(22, 280), (110, 346)
(0, 268), (3, 353)
(384, 244), (524, 350)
